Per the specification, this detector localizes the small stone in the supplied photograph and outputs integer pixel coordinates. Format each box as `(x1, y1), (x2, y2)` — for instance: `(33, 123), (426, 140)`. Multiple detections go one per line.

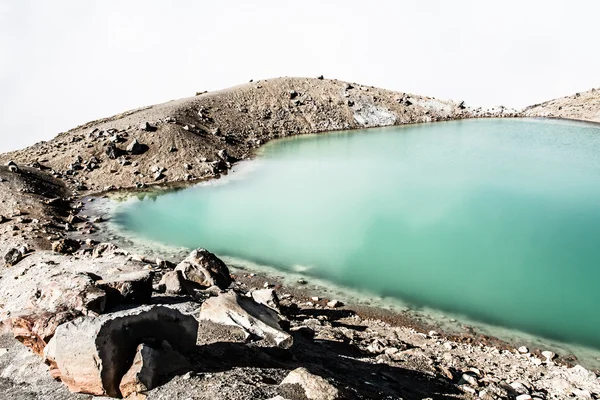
(139, 122), (156, 132)
(518, 346), (529, 354)
(4, 248), (23, 266)
(51, 239), (80, 254)
(311, 296), (320, 302)
(326, 299), (342, 308)
(460, 373), (478, 387)
(541, 350), (556, 361)
(126, 138), (145, 155)
(515, 395), (532, 400)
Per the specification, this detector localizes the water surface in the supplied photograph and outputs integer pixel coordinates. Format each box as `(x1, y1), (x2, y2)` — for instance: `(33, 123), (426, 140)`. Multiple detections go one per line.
(114, 118), (600, 350)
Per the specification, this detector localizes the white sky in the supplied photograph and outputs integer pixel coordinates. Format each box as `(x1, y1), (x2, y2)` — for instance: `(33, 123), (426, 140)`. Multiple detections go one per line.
(1, 0), (598, 152)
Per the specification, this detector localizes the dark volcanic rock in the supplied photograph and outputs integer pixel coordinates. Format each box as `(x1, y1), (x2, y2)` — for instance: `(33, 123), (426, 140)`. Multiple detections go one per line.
(4, 247), (23, 266)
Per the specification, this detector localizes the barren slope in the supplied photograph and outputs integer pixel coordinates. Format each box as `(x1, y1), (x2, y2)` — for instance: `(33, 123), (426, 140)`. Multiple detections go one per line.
(0, 77), (517, 195)
(524, 88), (600, 123)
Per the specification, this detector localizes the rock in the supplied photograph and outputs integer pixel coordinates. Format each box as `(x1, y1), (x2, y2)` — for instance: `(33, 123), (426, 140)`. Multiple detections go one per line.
(199, 291), (292, 348)
(542, 350), (556, 361)
(515, 395), (532, 400)
(119, 342), (190, 398)
(289, 90), (298, 99)
(4, 247), (23, 266)
(92, 242), (122, 258)
(2, 266), (108, 354)
(51, 238), (80, 254)
(326, 299), (342, 308)
(97, 270), (154, 307)
(126, 138), (145, 155)
(6, 160), (19, 172)
(459, 372), (478, 387)
(217, 149), (228, 161)
(44, 304), (199, 397)
(510, 381), (530, 394)
(280, 367), (340, 400)
(158, 270), (185, 294)
(251, 289), (280, 312)
(8, 310), (80, 355)
(139, 122), (157, 132)
(571, 388), (592, 399)
(317, 75), (324, 80)
(175, 248), (232, 290)
(105, 143), (122, 160)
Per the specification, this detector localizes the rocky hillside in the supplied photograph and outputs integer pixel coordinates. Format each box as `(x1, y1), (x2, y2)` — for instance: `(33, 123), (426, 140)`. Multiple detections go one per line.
(524, 88), (600, 123)
(1, 77), (599, 400)
(0, 77), (518, 195)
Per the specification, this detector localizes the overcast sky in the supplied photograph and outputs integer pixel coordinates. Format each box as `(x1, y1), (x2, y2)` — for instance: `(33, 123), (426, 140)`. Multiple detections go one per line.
(1, 0), (598, 152)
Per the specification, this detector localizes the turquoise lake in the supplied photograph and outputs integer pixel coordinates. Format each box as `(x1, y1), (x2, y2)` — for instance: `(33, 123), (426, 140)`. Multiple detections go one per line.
(113, 118), (600, 350)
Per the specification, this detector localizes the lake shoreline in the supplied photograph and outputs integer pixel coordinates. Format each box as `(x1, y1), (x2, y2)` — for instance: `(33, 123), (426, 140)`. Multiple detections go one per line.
(1, 77), (599, 399)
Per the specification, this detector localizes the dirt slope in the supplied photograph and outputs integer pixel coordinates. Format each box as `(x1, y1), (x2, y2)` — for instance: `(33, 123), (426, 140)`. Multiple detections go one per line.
(524, 87), (600, 123)
(0, 77), (517, 195)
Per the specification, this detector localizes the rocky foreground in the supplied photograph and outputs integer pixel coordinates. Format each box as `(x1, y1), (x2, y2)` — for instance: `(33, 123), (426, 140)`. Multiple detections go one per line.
(0, 77), (599, 399)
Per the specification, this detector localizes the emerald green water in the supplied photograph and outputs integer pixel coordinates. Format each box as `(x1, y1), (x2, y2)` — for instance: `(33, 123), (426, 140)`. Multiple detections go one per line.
(114, 118), (600, 350)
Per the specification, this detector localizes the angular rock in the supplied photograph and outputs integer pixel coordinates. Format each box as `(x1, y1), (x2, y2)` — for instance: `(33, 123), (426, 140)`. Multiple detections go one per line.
(126, 138), (145, 155)
(280, 367), (340, 400)
(199, 291), (292, 348)
(4, 247), (23, 266)
(44, 304), (199, 397)
(105, 143), (122, 160)
(158, 270), (185, 295)
(139, 122), (157, 132)
(8, 310), (80, 355)
(97, 270), (154, 307)
(251, 289), (280, 312)
(51, 238), (80, 254)
(175, 248), (232, 290)
(119, 342), (190, 398)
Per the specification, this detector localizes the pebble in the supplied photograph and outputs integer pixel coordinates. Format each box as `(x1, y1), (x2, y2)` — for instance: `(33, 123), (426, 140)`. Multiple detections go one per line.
(541, 350), (556, 361)
(327, 299), (342, 308)
(460, 373), (478, 386)
(518, 346), (529, 354)
(515, 395), (532, 400)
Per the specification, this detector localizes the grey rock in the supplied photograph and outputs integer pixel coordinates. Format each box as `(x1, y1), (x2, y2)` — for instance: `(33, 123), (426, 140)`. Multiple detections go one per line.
(199, 291), (292, 348)
(97, 270), (154, 307)
(4, 248), (23, 266)
(44, 304), (198, 397)
(139, 122), (157, 132)
(51, 238), (80, 254)
(126, 138), (145, 155)
(119, 342), (190, 398)
(158, 270), (185, 295)
(251, 289), (280, 312)
(280, 367), (340, 400)
(175, 248), (232, 289)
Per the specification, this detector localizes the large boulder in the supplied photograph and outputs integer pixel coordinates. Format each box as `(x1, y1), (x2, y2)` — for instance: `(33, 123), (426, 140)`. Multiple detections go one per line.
(175, 248), (232, 290)
(199, 291), (292, 349)
(44, 304), (199, 397)
(280, 368), (341, 400)
(119, 342), (190, 397)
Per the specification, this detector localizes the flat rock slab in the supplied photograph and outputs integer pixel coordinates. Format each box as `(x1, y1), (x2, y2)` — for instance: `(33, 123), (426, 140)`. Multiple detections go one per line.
(44, 304), (199, 397)
(199, 291), (292, 349)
